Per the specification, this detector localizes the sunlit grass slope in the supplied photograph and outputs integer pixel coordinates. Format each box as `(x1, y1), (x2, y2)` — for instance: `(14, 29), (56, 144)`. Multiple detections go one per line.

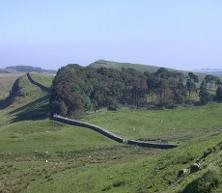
(1, 72), (222, 193)
(90, 60), (175, 73)
(83, 104), (222, 143)
(0, 73), (23, 100)
(20, 132), (222, 193)
(29, 73), (54, 88)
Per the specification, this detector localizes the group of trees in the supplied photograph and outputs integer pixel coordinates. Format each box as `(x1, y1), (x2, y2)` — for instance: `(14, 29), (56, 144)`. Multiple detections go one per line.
(145, 68), (187, 106)
(50, 64), (148, 116)
(199, 75), (222, 104)
(50, 64), (222, 117)
(146, 70), (222, 106)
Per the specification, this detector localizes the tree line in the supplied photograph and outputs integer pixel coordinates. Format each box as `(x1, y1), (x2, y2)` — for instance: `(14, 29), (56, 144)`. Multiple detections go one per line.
(50, 64), (222, 117)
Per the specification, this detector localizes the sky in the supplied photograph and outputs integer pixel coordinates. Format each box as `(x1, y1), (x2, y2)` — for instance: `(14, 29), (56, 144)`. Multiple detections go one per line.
(0, 0), (222, 70)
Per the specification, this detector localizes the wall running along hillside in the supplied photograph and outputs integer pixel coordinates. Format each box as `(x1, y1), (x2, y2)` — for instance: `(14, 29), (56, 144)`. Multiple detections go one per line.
(27, 73), (177, 149)
(52, 114), (177, 149)
(27, 73), (51, 92)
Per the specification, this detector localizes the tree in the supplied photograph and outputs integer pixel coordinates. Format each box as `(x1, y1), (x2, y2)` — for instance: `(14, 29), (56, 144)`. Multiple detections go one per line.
(186, 72), (199, 98)
(59, 101), (68, 116)
(216, 78), (221, 86)
(199, 81), (211, 105)
(50, 64), (149, 116)
(216, 85), (222, 102)
(204, 75), (220, 89)
(145, 68), (186, 106)
(173, 83), (187, 104)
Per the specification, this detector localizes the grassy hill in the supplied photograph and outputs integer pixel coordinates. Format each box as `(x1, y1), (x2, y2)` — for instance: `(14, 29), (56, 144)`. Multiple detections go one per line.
(89, 60), (213, 81)
(89, 60), (173, 73)
(0, 74), (153, 192)
(83, 104), (222, 143)
(1, 72), (222, 193)
(0, 73), (24, 100)
(0, 69), (54, 101)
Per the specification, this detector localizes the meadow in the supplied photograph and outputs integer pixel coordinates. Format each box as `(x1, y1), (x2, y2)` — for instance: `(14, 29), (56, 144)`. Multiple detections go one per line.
(83, 104), (222, 143)
(0, 73), (222, 193)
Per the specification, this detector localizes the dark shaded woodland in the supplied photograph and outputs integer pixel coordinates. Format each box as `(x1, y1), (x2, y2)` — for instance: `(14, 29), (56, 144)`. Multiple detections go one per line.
(50, 64), (222, 116)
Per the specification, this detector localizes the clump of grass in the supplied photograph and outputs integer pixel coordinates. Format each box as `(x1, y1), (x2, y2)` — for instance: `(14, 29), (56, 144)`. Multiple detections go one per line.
(175, 152), (195, 165)
(101, 185), (111, 191)
(101, 179), (126, 191)
(112, 179), (126, 187)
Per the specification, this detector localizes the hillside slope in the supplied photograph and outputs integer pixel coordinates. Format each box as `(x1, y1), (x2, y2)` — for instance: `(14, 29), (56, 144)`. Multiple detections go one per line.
(1, 72), (222, 193)
(0, 73), (24, 100)
(89, 60), (218, 82)
(0, 73), (153, 193)
(89, 59), (180, 73)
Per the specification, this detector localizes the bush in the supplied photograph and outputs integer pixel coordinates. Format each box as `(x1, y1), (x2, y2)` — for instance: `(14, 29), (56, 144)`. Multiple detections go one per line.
(175, 153), (194, 164)
(181, 169), (220, 193)
(107, 101), (119, 111)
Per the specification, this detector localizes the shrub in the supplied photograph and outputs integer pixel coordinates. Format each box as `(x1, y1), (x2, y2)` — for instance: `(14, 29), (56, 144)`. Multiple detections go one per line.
(107, 100), (119, 111)
(181, 169), (220, 193)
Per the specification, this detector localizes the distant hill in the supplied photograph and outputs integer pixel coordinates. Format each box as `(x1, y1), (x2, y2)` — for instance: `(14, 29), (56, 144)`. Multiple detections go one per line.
(0, 68), (10, 73)
(4, 65), (56, 74)
(89, 60), (171, 73)
(195, 68), (222, 76)
(89, 60), (219, 81)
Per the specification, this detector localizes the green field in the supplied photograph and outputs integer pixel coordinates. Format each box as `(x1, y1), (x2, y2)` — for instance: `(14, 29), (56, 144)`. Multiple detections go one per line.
(1, 73), (222, 193)
(83, 104), (222, 143)
(30, 73), (54, 88)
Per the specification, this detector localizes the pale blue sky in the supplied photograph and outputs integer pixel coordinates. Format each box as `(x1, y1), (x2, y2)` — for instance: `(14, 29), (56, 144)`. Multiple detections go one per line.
(0, 0), (222, 70)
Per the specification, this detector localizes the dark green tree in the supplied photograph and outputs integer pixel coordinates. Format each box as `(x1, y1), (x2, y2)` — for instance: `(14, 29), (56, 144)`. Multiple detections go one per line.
(204, 75), (220, 90)
(216, 78), (221, 86)
(199, 81), (211, 105)
(186, 72), (199, 98)
(216, 85), (222, 102)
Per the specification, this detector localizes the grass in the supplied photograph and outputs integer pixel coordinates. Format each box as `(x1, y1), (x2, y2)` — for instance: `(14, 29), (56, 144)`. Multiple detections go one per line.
(17, 133), (222, 193)
(0, 119), (119, 156)
(29, 73), (54, 88)
(0, 73), (23, 100)
(181, 169), (220, 193)
(90, 59), (175, 73)
(1, 72), (222, 193)
(83, 104), (222, 143)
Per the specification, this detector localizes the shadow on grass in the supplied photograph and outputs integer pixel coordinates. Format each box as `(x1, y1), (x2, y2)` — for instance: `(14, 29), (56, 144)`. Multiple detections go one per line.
(0, 96), (18, 110)
(0, 79), (21, 109)
(9, 95), (51, 122)
(0, 99), (6, 109)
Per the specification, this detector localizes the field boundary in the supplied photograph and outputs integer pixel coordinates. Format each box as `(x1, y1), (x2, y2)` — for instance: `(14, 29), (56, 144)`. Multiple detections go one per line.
(27, 73), (51, 92)
(52, 114), (177, 149)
